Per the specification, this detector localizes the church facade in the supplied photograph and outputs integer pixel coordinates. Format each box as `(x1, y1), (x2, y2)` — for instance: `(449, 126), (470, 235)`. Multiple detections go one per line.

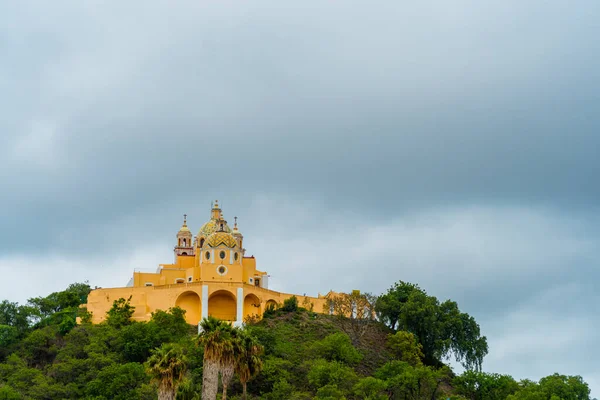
(85, 201), (331, 326)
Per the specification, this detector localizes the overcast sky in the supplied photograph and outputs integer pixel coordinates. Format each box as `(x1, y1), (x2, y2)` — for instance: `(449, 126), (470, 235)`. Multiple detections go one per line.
(2, 0), (600, 395)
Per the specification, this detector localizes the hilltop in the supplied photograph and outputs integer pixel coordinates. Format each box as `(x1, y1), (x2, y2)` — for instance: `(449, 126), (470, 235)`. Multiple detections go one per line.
(0, 282), (592, 399)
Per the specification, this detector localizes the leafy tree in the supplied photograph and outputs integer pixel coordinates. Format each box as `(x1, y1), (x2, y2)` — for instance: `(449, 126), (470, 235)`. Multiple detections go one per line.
(315, 383), (347, 399)
(507, 374), (591, 400)
(386, 331), (424, 366)
(150, 307), (190, 340)
(311, 332), (362, 365)
(0, 385), (20, 400)
(376, 281), (488, 369)
(307, 359), (358, 393)
(262, 378), (294, 400)
(19, 325), (59, 367)
(453, 370), (519, 400)
(353, 377), (388, 400)
(145, 343), (188, 400)
(375, 281), (421, 330)
(0, 301), (32, 335)
(65, 282), (92, 304)
(0, 326), (18, 360)
(87, 362), (153, 400)
(121, 321), (160, 363)
(105, 297), (135, 328)
(538, 374), (590, 400)
(250, 355), (294, 395)
(324, 290), (377, 344)
(375, 360), (450, 400)
(26, 282), (90, 328)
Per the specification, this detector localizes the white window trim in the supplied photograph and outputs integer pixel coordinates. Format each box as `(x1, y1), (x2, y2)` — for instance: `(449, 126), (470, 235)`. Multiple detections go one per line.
(216, 265), (228, 276)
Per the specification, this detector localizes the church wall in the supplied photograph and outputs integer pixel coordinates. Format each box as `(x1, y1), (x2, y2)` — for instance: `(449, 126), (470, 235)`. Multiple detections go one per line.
(242, 257), (256, 282)
(134, 272), (161, 287)
(174, 255), (195, 269)
(85, 282), (331, 324)
(201, 258), (243, 283)
(157, 268), (187, 285)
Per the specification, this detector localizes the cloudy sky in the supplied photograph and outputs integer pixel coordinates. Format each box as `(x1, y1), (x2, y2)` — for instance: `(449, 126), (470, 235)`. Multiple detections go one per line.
(2, 0), (600, 394)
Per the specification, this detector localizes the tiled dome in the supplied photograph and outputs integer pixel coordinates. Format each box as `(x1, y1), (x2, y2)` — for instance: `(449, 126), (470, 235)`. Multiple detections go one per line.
(206, 231), (238, 248)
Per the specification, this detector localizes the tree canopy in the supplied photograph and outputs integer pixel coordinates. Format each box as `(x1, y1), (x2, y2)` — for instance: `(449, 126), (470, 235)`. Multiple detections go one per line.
(376, 281), (488, 370)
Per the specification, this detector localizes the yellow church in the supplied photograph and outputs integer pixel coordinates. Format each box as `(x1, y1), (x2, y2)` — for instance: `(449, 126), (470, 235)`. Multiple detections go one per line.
(85, 201), (331, 327)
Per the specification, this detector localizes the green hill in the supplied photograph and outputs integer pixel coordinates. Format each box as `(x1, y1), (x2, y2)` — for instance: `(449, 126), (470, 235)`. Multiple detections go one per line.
(0, 282), (592, 399)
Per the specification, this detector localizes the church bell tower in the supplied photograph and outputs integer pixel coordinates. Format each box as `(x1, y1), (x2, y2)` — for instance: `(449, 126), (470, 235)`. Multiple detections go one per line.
(175, 214), (194, 258)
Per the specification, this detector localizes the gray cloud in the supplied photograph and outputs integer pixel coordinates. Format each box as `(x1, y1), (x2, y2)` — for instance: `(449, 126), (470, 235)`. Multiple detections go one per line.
(1, 0), (600, 395)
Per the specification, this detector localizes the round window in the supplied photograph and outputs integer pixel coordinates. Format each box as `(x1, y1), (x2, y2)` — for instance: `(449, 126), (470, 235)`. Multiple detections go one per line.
(234, 252), (238, 261)
(217, 265), (227, 276)
(205, 251), (210, 260)
(219, 250), (226, 260)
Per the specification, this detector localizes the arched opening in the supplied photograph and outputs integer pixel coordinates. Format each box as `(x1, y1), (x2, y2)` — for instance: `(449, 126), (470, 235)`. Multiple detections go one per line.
(181, 252), (188, 256)
(244, 293), (261, 320)
(175, 291), (201, 325)
(208, 290), (237, 321)
(199, 238), (205, 248)
(265, 299), (278, 313)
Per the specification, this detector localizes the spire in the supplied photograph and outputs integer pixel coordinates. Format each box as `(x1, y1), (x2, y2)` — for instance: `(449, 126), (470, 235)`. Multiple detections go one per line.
(211, 199), (222, 220)
(178, 213), (191, 234)
(232, 216), (242, 237)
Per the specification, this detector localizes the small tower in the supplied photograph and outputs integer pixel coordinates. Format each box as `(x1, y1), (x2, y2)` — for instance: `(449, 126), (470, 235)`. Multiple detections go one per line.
(211, 200), (222, 220)
(232, 216), (244, 254)
(175, 214), (194, 257)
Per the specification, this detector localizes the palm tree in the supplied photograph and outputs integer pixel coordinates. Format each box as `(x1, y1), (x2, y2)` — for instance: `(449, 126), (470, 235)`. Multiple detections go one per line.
(198, 316), (233, 400)
(235, 332), (264, 400)
(145, 343), (188, 400)
(219, 328), (241, 400)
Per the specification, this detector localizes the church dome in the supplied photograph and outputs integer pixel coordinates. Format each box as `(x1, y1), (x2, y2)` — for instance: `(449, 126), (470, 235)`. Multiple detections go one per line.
(197, 219), (232, 238)
(206, 231), (238, 248)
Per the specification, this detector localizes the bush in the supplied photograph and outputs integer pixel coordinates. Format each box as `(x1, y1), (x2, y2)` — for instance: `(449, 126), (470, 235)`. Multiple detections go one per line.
(0, 385), (20, 400)
(263, 303), (278, 319)
(311, 333), (363, 365)
(353, 377), (387, 400)
(281, 296), (299, 313)
(315, 384), (347, 400)
(307, 359), (357, 392)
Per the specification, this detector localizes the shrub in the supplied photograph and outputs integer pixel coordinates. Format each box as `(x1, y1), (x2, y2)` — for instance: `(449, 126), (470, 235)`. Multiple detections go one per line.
(281, 296), (298, 313)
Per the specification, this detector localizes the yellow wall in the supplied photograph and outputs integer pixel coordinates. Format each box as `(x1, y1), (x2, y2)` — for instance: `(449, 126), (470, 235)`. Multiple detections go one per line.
(85, 282), (331, 324)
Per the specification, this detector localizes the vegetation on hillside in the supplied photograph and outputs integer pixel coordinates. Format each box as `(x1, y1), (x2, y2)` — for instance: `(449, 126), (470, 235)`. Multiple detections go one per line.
(0, 281), (591, 399)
